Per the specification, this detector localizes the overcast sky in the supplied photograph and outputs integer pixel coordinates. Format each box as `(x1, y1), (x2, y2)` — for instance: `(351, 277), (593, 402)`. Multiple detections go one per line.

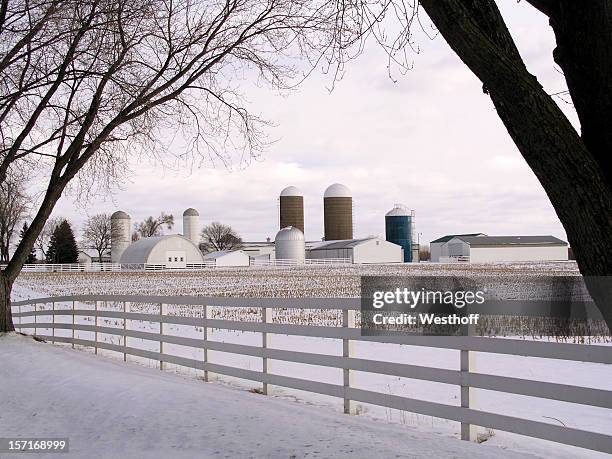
(50, 1), (577, 245)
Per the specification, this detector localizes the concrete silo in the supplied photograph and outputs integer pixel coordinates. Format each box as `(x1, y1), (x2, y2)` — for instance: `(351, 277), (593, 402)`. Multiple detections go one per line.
(279, 186), (304, 234)
(324, 183), (352, 241)
(183, 208), (200, 245)
(275, 226), (305, 263)
(111, 210), (131, 263)
(385, 205), (415, 262)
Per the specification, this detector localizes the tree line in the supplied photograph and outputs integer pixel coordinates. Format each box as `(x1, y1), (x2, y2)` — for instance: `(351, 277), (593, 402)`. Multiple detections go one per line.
(1, 206), (243, 264)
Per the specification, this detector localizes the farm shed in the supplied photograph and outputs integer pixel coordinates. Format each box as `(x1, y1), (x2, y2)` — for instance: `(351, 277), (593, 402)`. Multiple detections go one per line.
(202, 250), (250, 267)
(307, 237), (403, 264)
(430, 234), (568, 263)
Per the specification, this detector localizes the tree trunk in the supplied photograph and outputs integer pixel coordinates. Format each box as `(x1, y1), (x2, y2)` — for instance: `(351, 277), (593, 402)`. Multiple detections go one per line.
(419, 0), (612, 330)
(0, 272), (14, 332)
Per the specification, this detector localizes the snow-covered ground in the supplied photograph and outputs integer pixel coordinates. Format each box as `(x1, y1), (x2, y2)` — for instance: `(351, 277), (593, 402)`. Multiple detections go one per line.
(8, 262), (611, 459)
(1, 333), (538, 459)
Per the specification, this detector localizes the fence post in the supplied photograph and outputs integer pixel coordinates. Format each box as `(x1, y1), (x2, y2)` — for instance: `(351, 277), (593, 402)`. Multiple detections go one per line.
(123, 301), (128, 362)
(203, 305), (209, 382)
(72, 301), (75, 349)
(52, 301), (55, 344)
(261, 306), (273, 395)
(34, 303), (37, 337)
(94, 301), (98, 355)
(343, 308), (356, 415)
(159, 303), (165, 371)
(460, 349), (477, 441)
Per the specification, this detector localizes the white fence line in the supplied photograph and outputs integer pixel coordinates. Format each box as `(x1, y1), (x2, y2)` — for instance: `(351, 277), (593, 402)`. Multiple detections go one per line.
(250, 258), (352, 267)
(439, 256), (471, 263)
(11, 294), (612, 454)
(2, 259), (352, 273)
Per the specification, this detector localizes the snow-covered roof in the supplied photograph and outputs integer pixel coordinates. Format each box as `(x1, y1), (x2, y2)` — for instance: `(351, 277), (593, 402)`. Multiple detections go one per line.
(280, 186), (303, 197)
(324, 183), (351, 198)
(456, 235), (567, 247)
(385, 205), (412, 217)
(309, 237), (380, 251)
(111, 210), (130, 220)
(183, 208), (199, 216)
(119, 235), (202, 263)
(202, 250), (247, 260)
(275, 226), (304, 242)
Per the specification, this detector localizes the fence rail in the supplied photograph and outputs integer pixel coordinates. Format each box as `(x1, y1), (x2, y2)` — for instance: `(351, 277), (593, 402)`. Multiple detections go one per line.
(439, 256), (471, 263)
(11, 294), (612, 454)
(2, 258), (352, 273)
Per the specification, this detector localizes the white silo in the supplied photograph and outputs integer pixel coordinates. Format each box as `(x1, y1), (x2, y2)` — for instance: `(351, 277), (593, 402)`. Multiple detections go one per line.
(183, 208), (200, 245)
(275, 226), (305, 263)
(111, 210), (131, 263)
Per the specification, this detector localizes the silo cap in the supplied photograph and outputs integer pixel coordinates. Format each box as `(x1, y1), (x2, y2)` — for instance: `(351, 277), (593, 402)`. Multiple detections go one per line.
(183, 208), (199, 217)
(111, 210), (130, 220)
(386, 205), (412, 217)
(324, 183), (351, 198)
(275, 226), (305, 242)
(280, 186), (303, 197)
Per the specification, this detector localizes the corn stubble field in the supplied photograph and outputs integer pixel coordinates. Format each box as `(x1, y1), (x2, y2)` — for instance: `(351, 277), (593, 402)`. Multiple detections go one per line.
(15, 261), (580, 298)
(15, 260), (608, 341)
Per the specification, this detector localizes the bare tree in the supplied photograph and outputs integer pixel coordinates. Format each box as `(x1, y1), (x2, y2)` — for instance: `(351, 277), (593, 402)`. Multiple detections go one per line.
(82, 213), (112, 261)
(419, 245), (430, 262)
(134, 213), (174, 239)
(200, 222), (242, 252)
(0, 175), (28, 262)
(0, 0), (353, 331)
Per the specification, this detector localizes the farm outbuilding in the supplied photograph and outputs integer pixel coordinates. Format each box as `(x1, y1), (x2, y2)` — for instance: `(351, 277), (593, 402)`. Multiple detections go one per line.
(119, 235), (204, 268)
(307, 237), (403, 264)
(430, 234), (568, 263)
(202, 250), (250, 267)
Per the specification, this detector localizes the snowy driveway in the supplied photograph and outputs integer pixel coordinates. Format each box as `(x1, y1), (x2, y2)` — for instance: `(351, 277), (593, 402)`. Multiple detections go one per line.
(0, 334), (536, 459)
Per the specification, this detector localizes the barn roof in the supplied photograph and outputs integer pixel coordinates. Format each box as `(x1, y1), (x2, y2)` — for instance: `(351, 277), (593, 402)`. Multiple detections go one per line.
(119, 235), (200, 263)
(202, 250), (247, 260)
(430, 233), (485, 244)
(455, 235), (567, 246)
(309, 238), (379, 251)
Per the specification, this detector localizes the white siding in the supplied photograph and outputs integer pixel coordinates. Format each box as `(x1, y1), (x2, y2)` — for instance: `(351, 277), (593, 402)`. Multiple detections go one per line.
(469, 245), (568, 263)
(353, 239), (403, 264)
(211, 251), (250, 267)
(147, 238), (203, 265)
(430, 243), (443, 262)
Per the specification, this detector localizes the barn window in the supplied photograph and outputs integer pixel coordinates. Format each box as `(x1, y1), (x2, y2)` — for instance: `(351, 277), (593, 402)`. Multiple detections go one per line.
(180, 257), (184, 261)
(168, 257), (172, 262)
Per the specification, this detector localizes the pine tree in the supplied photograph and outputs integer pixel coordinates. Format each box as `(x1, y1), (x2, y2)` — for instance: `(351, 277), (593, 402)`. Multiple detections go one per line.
(46, 220), (78, 264)
(19, 222), (37, 264)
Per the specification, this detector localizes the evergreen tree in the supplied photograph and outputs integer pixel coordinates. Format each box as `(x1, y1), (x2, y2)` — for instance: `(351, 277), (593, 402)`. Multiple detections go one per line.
(45, 220), (78, 264)
(19, 222), (37, 264)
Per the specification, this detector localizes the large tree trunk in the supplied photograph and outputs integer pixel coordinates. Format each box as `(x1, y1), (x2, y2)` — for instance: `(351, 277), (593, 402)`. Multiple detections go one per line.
(419, 0), (612, 329)
(0, 182), (66, 332)
(0, 272), (14, 332)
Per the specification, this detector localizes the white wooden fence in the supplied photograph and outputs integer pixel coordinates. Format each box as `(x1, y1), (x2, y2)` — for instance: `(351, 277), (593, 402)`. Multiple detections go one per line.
(2, 259), (352, 273)
(439, 256), (471, 263)
(11, 294), (612, 454)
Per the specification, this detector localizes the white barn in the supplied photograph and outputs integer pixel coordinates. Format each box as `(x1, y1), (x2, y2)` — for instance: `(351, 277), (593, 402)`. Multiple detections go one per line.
(119, 235), (204, 268)
(430, 234), (568, 263)
(307, 238), (403, 264)
(202, 250), (250, 267)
